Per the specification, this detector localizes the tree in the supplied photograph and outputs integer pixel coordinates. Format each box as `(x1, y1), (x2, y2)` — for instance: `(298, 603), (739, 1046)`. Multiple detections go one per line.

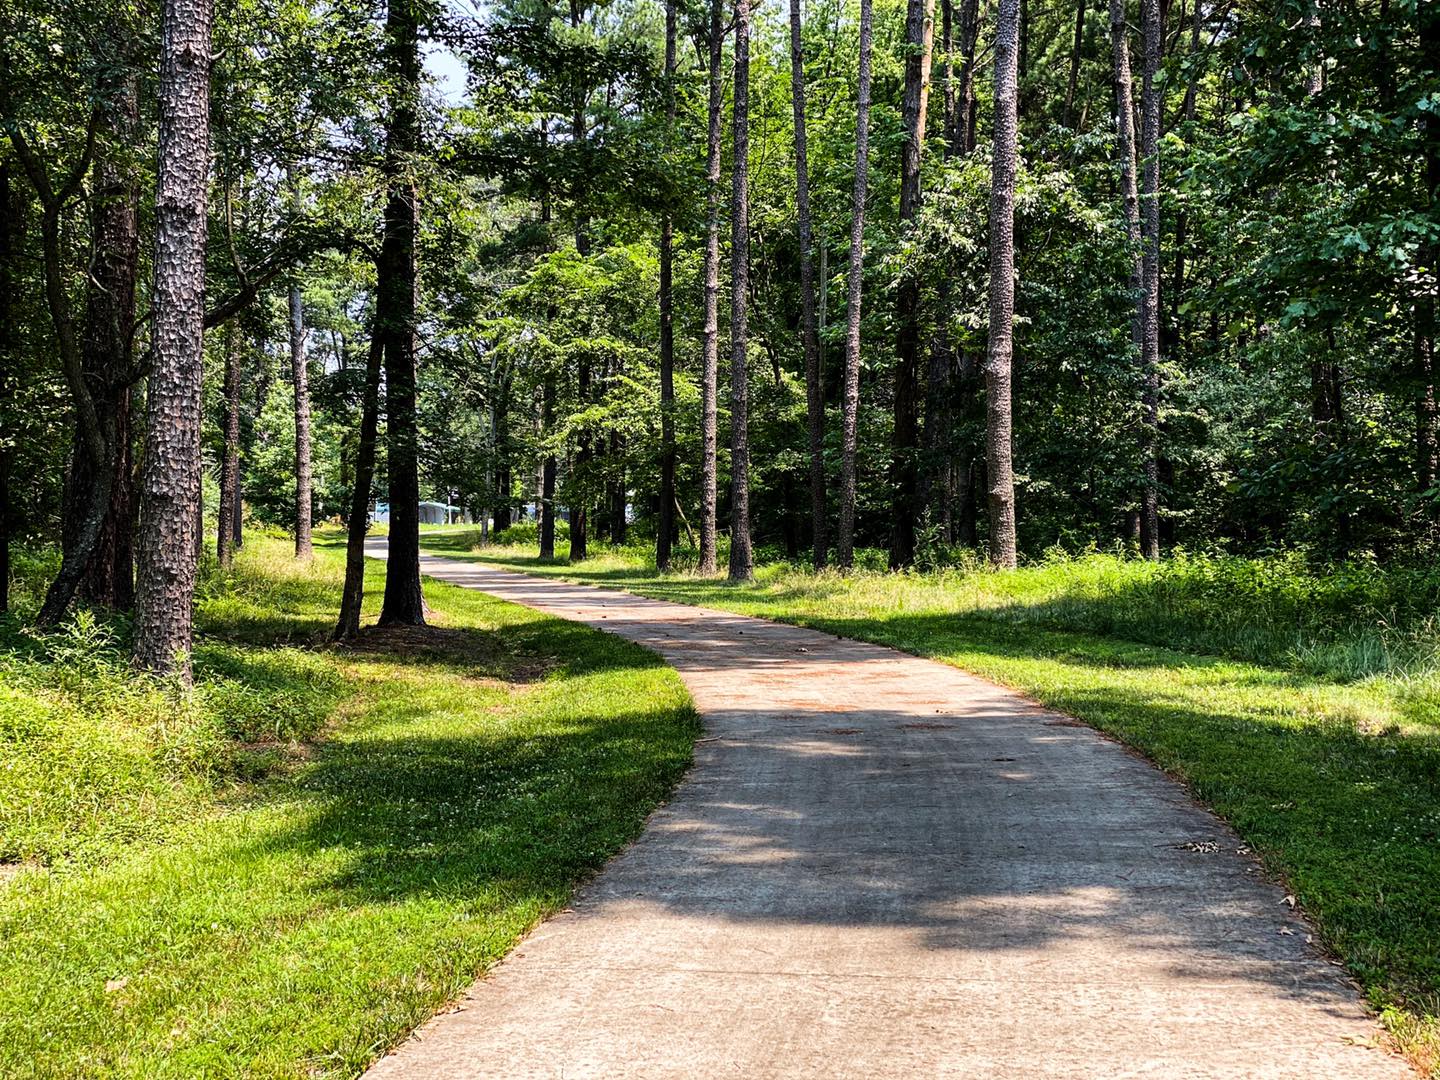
(698, 0), (724, 575)
(788, 0), (825, 569)
(727, 0), (754, 583)
(217, 321), (244, 568)
(1138, 0), (1161, 558)
(985, 0), (1020, 569)
(1420, 5), (1439, 501)
(890, 0), (935, 569)
(133, 0), (214, 677)
(377, 0), (425, 627)
(335, 328), (384, 639)
(0, 161), (15, 614)
(1108, 0), (1143, 543)
(67, 73), (140, 610)
(1108, 0), (1141, 351)
(289, 176), (314, 559)
(656, 0), (678, 570)
(835, 0), (875, 571)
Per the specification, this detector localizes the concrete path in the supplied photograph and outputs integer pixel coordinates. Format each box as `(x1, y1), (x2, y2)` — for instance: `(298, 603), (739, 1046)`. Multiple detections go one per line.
(364, 543), (1408, 1079)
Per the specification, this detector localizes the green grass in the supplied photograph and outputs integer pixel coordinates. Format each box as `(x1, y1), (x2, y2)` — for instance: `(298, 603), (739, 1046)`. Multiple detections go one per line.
(431, 530), (1440, 1076)
(0, 532), (698, 1078)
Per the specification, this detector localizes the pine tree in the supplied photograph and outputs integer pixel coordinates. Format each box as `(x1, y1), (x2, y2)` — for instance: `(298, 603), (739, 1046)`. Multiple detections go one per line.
(134, 0), (215, 676)
(985, 0), (1020, 570)
(727, 0), (754, 583)
(835, 0), (875, 571)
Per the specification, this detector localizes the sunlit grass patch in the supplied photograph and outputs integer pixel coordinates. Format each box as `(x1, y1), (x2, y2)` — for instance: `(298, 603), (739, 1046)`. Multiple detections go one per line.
(0, 532), (697, 1077)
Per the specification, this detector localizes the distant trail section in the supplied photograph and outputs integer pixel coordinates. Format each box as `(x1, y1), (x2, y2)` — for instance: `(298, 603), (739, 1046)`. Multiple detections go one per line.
(363, 538), (1409, 1079)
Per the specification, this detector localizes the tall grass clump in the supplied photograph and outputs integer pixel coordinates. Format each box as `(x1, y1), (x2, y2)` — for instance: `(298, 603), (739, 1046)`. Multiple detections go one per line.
(0, 540), (350, 870)
(961, 549), (1440, 684)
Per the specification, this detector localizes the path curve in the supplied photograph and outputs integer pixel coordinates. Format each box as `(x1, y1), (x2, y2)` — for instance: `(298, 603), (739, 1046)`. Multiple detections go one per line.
(364, 541), (1407, 1079)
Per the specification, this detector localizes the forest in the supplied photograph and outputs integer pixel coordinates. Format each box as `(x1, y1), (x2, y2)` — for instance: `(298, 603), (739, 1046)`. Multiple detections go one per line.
(2, 0), (1436, 662)
(3, 0), (1440, 1075)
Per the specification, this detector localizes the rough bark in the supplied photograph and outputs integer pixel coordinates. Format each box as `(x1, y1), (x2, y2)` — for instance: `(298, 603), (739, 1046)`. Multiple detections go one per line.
(923, 0), (956, 531)
(890, 0), (934, 569)
(985, 0), (1020, 569)
(289, 261), (313, 557)
(1136, 0), (1162, 559)
(377, 0), (426, 626)
(657, 0), (678, 569)
(789, 0), (827, 569)
(216, 321), (243, 568)
(835, 0), (875, 570)
(334, 328), (384, 639)
(727, 0), (754, 582)
(6, 97), (130, 625)
(0, 161), (13, 614)
(134, 0), (213, 677)
(568, 0), (591, 564)
(1110, 0), (1146, 546)
(67, 77), (140, 610)
(698, 0), (724, 575)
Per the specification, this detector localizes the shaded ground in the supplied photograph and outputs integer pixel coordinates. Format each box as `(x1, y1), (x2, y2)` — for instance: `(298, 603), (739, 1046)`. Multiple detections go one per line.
(366, 547), (1410, 1080)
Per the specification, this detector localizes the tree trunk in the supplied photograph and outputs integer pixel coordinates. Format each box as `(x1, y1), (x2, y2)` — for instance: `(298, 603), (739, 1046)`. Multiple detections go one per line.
(1065, 0), (1086, 128)
(1418, 7), (1439, 501)
(656, 0), (678, 569)
(289, 273), (313, 558)
(540, 380), (557, 558)
(789, 0), (827, 569)
(377, 0), (426, 627)
(569, 354), (589, 562)
(0, 161), (15, 614)
(960, 0), (981, 152)
(985, 0), (1020, 569)
(941, 0), (957, 150)
(1110, 0), (1145, 546)
(494, 370), (512, 532)
(1136, 0), (1162, 559)
(923, 0), (957, 530)
(727, 0), (754, 582)
(334, 328), (384, 639)
(609, 438), (627, 545)
(835, 0), (875, 570)
(68, 76), (140, 609)
(698, 0), (724, 575)
(890, 0), (934, 569)
(14, 84), (135, 624)
(568, 0), (591, 564)
(217, 321), (243, 568)
(134, 0), (213, 677)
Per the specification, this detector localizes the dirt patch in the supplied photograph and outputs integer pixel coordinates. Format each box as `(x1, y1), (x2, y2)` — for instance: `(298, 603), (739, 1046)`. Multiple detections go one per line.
(0, 861), (41, 886)
(897, 722), (955, 731)
(339, 624), (554, 683)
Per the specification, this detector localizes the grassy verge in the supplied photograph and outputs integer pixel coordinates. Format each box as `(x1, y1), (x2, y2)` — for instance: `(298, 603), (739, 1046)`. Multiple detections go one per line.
(0, 532), (697, 1078)
(428, 530), (1440, 1076)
